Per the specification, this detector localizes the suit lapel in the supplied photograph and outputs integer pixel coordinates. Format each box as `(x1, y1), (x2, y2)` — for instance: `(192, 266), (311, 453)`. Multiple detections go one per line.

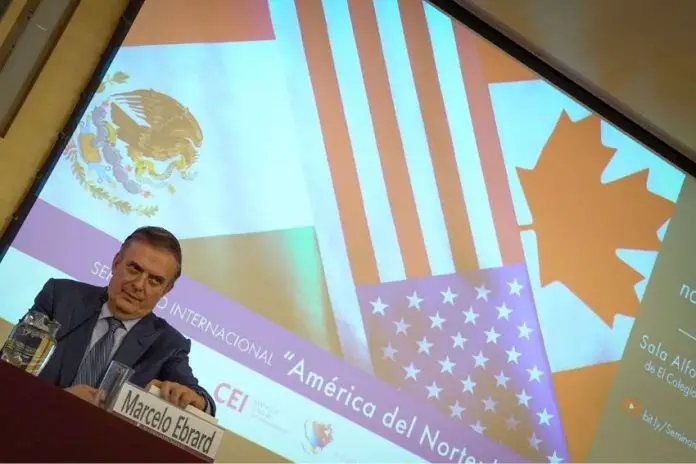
(57, 289), (104, 386)
(113, 313), (162, 368)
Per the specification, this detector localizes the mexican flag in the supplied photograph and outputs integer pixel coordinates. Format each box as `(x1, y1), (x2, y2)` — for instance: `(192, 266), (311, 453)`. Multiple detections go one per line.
(36, 0), (344, 357)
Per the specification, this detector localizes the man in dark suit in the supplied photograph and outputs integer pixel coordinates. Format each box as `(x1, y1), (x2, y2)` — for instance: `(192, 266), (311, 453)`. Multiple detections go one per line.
(23, 226), (215, 415)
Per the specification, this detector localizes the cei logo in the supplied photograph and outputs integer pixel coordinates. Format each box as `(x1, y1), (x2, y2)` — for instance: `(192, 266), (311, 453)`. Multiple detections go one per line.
(214, 383), (249, 413)
(303, 420), (334, 455)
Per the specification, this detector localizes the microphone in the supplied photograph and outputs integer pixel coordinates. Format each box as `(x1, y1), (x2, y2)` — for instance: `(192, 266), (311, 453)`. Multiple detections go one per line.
(56, 290), (108, 343)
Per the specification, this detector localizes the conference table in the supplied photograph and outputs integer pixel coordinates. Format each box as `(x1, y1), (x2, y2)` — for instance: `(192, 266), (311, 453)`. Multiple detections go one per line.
(0, 361), (207, 462)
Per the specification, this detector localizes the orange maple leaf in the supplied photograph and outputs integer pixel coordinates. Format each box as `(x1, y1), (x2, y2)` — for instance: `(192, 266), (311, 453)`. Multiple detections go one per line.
(518, 112), (674, 325)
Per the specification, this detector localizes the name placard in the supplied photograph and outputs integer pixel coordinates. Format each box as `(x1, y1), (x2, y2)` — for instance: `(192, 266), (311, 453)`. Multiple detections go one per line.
(111, 382), (223, 460)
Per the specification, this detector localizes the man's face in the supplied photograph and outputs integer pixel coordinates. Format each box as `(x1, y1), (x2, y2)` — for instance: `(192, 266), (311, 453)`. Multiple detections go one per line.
(107, 240), (178, 320)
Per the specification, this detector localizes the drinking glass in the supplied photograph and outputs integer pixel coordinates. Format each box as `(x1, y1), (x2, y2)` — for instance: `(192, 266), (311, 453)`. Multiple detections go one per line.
(97, 360), (133, 410)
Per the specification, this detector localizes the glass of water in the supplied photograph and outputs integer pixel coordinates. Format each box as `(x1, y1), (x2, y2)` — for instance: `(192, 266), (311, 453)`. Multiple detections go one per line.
(97, 360), (133, 410)
(0, 311), (61, 375)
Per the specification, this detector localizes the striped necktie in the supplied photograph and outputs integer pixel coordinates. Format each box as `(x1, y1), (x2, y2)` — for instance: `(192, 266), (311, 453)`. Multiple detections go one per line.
(72, 317), (123, 387)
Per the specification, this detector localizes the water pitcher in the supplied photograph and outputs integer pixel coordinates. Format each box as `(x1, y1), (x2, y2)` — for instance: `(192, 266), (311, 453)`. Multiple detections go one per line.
(0, 311), (61, 375)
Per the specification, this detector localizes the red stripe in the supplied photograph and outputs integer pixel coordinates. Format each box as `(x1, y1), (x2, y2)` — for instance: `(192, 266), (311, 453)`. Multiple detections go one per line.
(295, 0), (380, 286)
(399, 0), (478, 273)
(475, 37), (537, 84)
(347, 0), (431, 280)
(454, 25), (525, 264)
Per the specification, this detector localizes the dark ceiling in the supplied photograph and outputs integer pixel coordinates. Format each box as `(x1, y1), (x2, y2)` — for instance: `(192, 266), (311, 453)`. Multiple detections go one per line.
(454, 0), (696, 164)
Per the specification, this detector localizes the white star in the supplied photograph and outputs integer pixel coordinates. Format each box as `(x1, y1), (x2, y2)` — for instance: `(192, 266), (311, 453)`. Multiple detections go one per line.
(461, 375), (476, 394)
(484, 327), (501, 344)
(470, 420), (485, 434)
(441, 287), (457, 305)
(518, 322), (533, 339)
(496, 303), (512, 320)
(403, 362), (421, 381)
(548, 451), (563, 463)
(506, 346), (522, 364)
(537, 408), (554, 426)
(482, 396), (497, 412)
(474, 284), (491, 301)
(393, 318), (411, 335)
(425, 381), (443, 399)
(508, 278), (524, 296)
(439, 356), (456, 375)
(381, 343), (397, 360)
(416, 336), (433, 355)
(370, 297), (388, 315)
(451, 331), (467, 349)
(406, 291), (423, 310)
(462, 306), (479, 325)
(505, 415), (520, 430)
(429, 312), (446, 330)
(449, 401), (465, 419)
(494, 370), (510, 388)
(527, 365), (544, 382)
(529, 433), (542, 450)
(516, 389), (532, 407)
(472, 351), (489, 369)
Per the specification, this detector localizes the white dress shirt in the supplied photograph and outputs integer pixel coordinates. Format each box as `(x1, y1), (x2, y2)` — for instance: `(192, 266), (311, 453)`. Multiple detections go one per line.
(87, 303), (141, 358)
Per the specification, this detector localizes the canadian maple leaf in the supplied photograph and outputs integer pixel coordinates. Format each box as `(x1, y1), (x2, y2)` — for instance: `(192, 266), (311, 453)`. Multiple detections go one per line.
(518, 111), (674, 326)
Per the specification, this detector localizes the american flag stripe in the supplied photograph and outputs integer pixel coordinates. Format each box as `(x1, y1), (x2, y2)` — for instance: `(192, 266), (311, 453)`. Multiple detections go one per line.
(453, 24), (525, 264)
(347, 0), (432, 280)
(372, 0), (456, 278)
(398, 0), (479, 275)
(295, 0), (380, 286)
(475, 37), (538, 85)
(424, 4), (504, 270)
(267, 0), (376, 373)
(323, 0), (407, 284)
(297, 0), (525, 287)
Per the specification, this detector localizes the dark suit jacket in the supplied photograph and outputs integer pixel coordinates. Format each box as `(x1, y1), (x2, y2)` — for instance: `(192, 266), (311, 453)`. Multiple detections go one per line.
(25, 278), (215, 416)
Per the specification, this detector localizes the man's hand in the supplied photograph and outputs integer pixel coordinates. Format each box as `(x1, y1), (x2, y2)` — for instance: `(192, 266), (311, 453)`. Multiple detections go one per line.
(64, 384), (99, 405)
(146, 379), (206, 411)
